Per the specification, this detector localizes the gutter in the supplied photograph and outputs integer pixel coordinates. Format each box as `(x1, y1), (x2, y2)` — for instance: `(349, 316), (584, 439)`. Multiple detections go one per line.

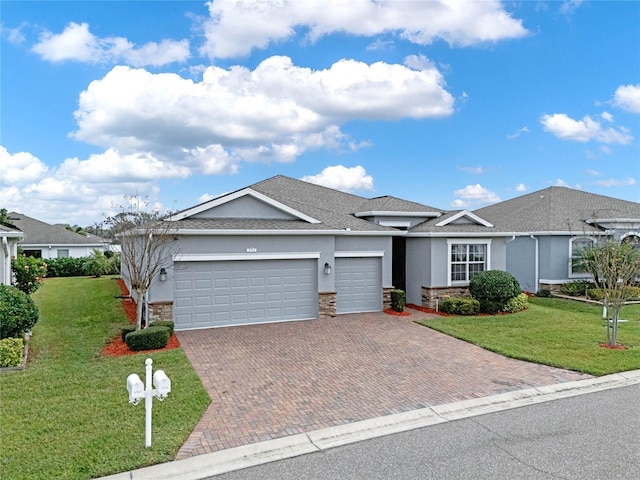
(530, 234), (539, 291)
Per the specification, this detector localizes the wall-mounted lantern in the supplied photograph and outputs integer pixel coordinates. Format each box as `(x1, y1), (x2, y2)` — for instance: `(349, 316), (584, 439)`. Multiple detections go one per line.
(159, 268), (167, 282)
(324, 262), (332, 275)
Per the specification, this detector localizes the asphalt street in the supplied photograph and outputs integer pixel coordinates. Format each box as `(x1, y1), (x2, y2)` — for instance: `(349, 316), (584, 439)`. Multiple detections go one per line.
(209, 385), (640, 480)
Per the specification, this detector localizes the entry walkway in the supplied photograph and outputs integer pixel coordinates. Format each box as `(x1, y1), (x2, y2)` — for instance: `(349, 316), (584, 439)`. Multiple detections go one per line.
(176, 308), (590, 459)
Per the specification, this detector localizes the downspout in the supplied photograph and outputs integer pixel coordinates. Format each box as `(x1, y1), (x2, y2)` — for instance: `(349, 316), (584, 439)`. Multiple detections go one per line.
(530, 234), (539, 292)
(2, 237), (9, 285)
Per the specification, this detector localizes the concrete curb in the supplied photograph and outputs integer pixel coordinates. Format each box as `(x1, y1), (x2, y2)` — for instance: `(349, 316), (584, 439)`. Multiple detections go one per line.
(99, 370), (640, 480)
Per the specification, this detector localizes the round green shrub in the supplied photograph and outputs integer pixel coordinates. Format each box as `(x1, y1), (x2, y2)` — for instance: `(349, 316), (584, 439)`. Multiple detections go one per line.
(536, 288), (552, 297)
(560, 280), (594, 297)
(502, 293), (529, 313)
(439, 297), (480, 315)
(0, 285), (39, 339)
(125, 326), (170, 351)
(0, 337), (24, 368)
(469, 270), (521, 314)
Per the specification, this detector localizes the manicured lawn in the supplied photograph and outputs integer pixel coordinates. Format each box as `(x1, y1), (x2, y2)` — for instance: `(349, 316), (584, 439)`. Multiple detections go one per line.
(418, 297), (640, 376)
(0, 277), (210, 480)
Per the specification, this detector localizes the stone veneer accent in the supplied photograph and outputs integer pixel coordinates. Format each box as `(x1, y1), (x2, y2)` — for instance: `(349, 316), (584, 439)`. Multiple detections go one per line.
(318, 292), (337, 318)
(421, 286), (471, 309)
(538, 282), (564, 294)
(148, 301), (174, 322)
(382, 287), (393, 310)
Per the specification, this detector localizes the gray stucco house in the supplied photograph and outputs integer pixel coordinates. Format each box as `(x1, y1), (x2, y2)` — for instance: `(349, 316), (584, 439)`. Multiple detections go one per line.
(8, 212), (111, 260)
(127, 175), (640, 331)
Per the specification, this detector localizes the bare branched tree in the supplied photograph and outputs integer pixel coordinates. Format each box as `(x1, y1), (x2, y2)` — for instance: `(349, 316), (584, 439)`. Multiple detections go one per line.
(106, 197), (176, 330)
(575, 236), (640, 346)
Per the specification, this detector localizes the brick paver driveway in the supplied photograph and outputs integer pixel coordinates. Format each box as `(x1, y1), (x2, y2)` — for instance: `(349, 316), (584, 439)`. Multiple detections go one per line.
(176, 308), (590, 459)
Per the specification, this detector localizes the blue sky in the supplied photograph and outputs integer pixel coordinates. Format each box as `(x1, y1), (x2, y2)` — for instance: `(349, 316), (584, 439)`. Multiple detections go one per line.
(1, 0), (639, 226)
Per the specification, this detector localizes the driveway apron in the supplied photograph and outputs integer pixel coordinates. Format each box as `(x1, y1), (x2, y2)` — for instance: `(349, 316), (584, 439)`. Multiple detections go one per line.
(175, 308), (590, 459)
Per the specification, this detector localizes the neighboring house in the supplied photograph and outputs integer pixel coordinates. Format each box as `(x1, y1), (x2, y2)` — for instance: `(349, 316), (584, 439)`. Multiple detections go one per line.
(8, 212), (111, 259)
(1, 223), (23, 285)
(123, 175), (640, 331)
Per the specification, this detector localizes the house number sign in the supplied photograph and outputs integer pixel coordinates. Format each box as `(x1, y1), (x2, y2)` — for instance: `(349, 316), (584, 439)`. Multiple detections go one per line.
(246, 247), (257, 252)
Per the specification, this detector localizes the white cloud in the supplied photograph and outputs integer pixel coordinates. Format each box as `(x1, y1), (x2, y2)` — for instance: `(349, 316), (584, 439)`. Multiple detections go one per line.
(32, 22), (189, 67)
(612, 84), (640, 113)
(600, 111), (614, 122)
(516, 183), (527, 192)
(559, 0), (585, 15)
(595, 177), (637, 188)
(585, 169), (601, 176)
(457, 165), (483, 175)
(507, 126), (529, 139)
(0, 145), (169, 225)
(540, 113), (632, 144)
(71, 58), (453, 166)
(0, 146), (50, 184)
(301, 165), (374, 193)
(599, 145), (614, 155)
(200, 0), (528, 59)
(452, 184), (500, 207)
(553, 178), (581, 189)
(1, 23), (27, 44)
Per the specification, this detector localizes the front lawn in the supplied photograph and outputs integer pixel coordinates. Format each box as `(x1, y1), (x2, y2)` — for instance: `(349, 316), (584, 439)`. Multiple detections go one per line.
(418, 297), (640, 376)
(0, 277), (210, 480)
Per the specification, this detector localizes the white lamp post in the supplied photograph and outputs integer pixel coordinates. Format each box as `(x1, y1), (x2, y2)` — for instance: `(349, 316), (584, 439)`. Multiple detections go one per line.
(126, 358), (171, 448)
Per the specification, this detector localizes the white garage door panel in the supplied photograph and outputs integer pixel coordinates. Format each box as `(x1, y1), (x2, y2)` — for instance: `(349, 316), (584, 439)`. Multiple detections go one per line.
(174, 259), (317, 330)
(336, 257), (382, 314)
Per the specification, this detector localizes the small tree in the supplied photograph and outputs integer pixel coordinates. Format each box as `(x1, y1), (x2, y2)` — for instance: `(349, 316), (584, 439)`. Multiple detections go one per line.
(11, 255), (47, 294)
(106, 197), (175, 330)
(576, 238), (640, 346)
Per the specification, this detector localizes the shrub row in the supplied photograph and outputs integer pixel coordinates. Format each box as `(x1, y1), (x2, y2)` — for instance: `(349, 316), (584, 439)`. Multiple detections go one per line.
(560, 280), (595, 297)
(0, 285), (39, 339)
(440, 297), (480, 315)
(587, 287), (640, 302)
(122, 321), (175, 351)
(45, 255), (120, 278)
(125, 326), (170, 351)
(0, 337), (24, 368)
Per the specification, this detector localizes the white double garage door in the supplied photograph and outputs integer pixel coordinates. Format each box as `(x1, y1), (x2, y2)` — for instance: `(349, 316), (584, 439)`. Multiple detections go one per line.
(174, 257), (381, 330)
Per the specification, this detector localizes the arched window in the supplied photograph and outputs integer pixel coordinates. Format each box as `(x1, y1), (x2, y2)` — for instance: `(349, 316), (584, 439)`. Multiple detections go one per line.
(621, 233), (640, 249)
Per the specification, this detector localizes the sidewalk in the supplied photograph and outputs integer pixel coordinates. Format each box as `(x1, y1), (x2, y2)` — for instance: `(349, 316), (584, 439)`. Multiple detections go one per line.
(99, 369), (640, 480)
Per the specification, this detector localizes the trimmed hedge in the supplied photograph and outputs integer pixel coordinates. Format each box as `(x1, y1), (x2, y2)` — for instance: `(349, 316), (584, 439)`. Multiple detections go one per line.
(0, 285), (39, 339)
(503, 293), (529, 313)
(45, 257), (88, 277)
(125, 326), (170, 351)
(536, 288), (552, 297)
(587, 287), (640, 302)
(121, 325), (137, 342)
(149, 320), (175, 336)
(390, 290), (406, 312)
(440, 297), (480, 315)
(560, 280), (594, 297)
(469, 270), (521, 314)
(0, 337), (24, 368)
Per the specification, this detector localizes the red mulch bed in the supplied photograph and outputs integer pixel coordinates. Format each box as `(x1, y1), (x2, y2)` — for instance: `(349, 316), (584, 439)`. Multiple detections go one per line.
(101, 279), (180, 357)
(599, 342), (627, 350)
(406, 303), (452, 316)
(383, 308), (411, 317)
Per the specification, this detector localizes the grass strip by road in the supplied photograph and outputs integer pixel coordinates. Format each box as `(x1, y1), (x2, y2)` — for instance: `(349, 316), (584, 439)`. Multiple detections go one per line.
(0, 277), (210, 480)
(417, 297), (640, 376)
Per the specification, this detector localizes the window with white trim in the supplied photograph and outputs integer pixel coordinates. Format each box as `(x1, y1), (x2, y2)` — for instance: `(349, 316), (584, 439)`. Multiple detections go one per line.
(450, 243), (487, 283)
(569, 237), (594, 276)
(57, 249), (69, 258)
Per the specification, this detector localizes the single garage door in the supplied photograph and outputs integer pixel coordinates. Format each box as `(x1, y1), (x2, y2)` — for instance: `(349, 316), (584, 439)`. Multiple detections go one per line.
(336, 257), (382, 314)
(173, 259), (317, 330)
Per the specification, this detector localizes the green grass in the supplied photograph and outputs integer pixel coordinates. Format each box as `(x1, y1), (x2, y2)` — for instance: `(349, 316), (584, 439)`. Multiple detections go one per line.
(0, 277), (210, 480)
(418, 297), (640, 376)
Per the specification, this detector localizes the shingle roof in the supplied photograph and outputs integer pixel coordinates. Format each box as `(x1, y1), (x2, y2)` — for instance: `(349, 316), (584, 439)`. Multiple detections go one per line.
(355, 195), (442, 213)
(473, 187), (640, 233)
(8, 212), (109, 245)
(0, 223), (23, 236)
